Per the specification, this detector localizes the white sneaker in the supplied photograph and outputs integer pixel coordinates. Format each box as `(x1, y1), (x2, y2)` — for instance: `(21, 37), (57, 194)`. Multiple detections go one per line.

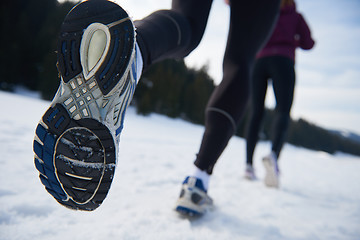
(244, 164), (257, 180)
(175, 177), (213, 217)
(263, 152), (280, 188)
(33, 0), (136, 211)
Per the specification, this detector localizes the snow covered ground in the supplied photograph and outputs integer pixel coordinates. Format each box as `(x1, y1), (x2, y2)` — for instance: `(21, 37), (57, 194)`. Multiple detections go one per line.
(0, 90), (359, 240)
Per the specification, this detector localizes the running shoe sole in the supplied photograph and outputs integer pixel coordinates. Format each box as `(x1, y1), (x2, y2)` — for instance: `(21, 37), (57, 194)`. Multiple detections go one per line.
(33, 0), (136, 211)
(263, 157), (279, 188)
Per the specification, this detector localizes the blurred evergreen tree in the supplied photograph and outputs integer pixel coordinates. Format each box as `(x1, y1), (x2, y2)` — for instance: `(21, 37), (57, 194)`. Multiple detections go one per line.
(181, 66), (214, 124)
(135, 59), (188, 117)
(134, 59), (215, 124)
(0, 0), (76, 97)
(37, 1), (76, 100)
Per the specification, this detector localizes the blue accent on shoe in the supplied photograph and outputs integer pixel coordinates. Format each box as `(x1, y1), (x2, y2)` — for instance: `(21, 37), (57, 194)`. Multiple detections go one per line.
(34, 124), (67, 201)
(40, 175), (66, 200)
(47, 108), (59, 123)
(43, 134), (56, 153)
(42, 150), (54, 170)
(43, 168), (57, 184)
(46, 187), (61, 200)
(100, 30), (119, 83)
(55, 116), (65, 129)
(35, 125), (47, 142)
(115, 81), (136, 136)
(34, 157), (45, 175)
(183, 176), (207, 192)
(176, 206), (201, 216)
(39, 170), (66, 200)
(34, 133), (56, 172)
(131, 56), (136, 82)
(33, 141), (43, 159)
(35, 157), (56, 179)
(115, 126), (123, 136)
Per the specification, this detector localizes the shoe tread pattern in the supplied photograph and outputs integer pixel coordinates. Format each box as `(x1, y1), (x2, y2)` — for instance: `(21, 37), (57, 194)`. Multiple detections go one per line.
(57, 0), (135, 95)
(33, 0), (134, 210)
(34, 104), (116, 210)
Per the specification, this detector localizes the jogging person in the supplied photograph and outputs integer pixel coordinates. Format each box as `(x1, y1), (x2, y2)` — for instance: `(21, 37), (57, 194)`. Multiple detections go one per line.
(244, 0), (315, 188)
(33, 0), (280, 215)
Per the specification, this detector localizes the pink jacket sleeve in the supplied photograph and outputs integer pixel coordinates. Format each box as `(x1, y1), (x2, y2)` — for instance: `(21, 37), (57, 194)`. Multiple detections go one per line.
(296, 14), (315, 50)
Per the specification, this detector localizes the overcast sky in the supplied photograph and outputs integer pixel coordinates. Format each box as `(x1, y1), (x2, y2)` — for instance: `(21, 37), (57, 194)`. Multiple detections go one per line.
(67, 0), (360, 134)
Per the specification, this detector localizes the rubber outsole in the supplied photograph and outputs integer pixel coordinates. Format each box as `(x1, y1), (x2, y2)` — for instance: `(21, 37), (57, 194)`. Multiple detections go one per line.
(34, 104), (116, 210)
(175, 206), (202, 217)
(33, 0), (135, 211)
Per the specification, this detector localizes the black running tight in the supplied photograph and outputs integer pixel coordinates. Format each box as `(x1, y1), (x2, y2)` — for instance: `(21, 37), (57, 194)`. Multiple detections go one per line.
(135, 0), (281, 174)
(135, 0), (213, 69)
(246, 56), (295, 166)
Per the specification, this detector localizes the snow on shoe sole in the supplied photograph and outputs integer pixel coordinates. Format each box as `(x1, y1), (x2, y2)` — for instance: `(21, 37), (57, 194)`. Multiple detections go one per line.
(33, 0), (136, 211)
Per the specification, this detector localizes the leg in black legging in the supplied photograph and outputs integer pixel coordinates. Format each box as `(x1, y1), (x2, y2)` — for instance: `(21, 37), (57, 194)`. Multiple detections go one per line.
(194, 0), (280, 174)
(134, 0), (213, 70)
(270, 56), (295, 158)
(246, 58), (269, 166)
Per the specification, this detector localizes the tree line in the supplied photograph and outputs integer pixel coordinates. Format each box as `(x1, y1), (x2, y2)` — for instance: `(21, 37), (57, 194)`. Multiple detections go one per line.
(133, 59), (360, 157)
(0, 0), (75, 99)
(134, 59), (215, 124)
(1, 0), (359, 157)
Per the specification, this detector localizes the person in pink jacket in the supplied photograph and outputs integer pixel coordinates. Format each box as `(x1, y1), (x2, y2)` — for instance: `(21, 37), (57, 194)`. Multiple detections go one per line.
(245, 0), (315, 187)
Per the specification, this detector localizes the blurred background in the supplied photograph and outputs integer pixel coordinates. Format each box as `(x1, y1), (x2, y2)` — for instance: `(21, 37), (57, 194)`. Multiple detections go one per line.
(0, 0), (359, 156)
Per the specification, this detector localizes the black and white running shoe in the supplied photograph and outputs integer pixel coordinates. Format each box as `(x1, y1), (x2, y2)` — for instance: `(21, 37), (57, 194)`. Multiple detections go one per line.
(175, 177), (214, 217)
(33, 0), (137, 211)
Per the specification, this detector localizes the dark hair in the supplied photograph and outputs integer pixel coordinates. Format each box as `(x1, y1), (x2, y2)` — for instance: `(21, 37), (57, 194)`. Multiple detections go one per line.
(281, 0), (294, 8)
